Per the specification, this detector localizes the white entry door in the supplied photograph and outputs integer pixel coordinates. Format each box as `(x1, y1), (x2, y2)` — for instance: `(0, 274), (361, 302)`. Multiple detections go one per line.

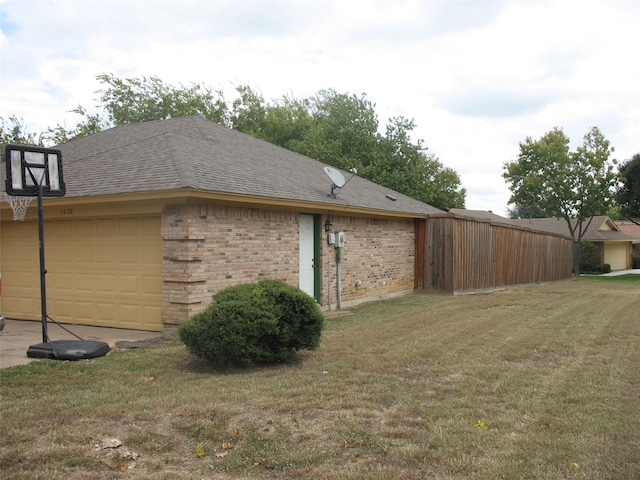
(299, 214), (315, 298)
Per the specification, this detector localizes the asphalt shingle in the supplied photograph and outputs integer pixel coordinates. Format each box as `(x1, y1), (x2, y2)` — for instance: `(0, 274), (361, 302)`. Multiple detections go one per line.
(33, 116), (444, 216)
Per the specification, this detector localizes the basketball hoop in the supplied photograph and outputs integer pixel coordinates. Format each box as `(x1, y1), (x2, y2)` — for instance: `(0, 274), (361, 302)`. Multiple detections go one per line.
(5, 192), (34, 221)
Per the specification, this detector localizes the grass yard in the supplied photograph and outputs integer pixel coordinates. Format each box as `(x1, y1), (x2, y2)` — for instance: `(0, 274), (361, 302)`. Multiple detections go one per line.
(1, 276), (639, 479)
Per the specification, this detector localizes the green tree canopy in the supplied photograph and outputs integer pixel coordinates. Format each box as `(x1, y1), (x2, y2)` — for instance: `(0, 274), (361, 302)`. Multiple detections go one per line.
(617, 153), (640, 224)
(0, 116), (44, 147)
(8, 74), (466, 210)
(503, 126), (619, 274)
(96, 73), (228, 126)
(45, 106), (108, 145)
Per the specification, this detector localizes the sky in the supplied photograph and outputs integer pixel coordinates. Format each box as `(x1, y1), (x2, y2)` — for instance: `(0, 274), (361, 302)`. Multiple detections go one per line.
(1, 0), (638, 215)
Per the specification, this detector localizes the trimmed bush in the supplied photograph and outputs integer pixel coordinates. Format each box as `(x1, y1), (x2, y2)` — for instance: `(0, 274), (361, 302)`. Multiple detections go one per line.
(633, 256), (640, 269)
(178, 279), (324, 367)
(581, 263), (612, 275)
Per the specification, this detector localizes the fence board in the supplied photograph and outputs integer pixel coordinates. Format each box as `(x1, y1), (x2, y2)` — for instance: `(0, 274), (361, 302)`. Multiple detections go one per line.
(424, 215), (573, 293)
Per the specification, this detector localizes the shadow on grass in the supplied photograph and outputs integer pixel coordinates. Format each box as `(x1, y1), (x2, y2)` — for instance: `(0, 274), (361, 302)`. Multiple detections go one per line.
(175, 346), (311, 376)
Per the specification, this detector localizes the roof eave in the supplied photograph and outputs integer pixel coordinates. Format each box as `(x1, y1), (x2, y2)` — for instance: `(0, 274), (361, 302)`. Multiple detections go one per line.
(23, 188), (432, 220)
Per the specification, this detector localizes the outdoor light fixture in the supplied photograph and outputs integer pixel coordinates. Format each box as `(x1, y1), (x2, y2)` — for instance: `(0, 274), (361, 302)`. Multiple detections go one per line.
(324, 217), (333, 232)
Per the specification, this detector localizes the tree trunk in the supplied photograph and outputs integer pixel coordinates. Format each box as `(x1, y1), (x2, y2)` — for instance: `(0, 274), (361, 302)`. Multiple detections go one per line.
(573, 241), (581, 276)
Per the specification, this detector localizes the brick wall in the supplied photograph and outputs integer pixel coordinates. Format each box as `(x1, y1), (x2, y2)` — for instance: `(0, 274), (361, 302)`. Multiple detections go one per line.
(161, 204), (416, 329)
(322, 215), (415, 308)
(162, 204), (299, 327)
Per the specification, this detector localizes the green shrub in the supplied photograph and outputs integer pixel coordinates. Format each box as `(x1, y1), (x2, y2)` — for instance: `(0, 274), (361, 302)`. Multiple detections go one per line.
(178, 279), (324, 367)
(633, 256), (640, 269)
(581, 263), (612, 275)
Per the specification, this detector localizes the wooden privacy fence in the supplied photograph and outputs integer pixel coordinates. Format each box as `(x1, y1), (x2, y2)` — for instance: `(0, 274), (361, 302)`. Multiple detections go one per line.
(416, 214), (573, 293)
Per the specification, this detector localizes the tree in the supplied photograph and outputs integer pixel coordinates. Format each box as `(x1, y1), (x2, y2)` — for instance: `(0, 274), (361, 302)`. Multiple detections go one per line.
(44, 106), (109, 145)
(503, 126), (619, 275)
(286, 89), (380, 173)
(506, 203), (547, 219)
(8, 74), (466, 209)
(0, 116), (44, 147)
(283, 91), (465, 209)
(96, 73), (229, 126)
(39, 74), (231, 144)
(369, 116), (465, 209)
(617, 153), (640, 225)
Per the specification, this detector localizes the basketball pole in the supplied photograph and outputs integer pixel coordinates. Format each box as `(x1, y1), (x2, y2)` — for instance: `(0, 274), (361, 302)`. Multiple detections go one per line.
(36, 182), (49, 343)
(24, 162), (49, 344)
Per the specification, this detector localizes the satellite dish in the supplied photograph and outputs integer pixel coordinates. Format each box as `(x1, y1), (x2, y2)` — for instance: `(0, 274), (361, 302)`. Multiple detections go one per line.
(324, 166), (345, 188)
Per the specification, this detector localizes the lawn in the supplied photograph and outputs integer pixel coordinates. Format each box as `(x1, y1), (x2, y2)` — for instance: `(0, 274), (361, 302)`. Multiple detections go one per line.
(1, 276), (639, 479)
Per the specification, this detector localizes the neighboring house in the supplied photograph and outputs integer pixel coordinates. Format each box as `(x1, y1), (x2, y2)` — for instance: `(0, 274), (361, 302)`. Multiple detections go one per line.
(616, 220), (640, 257)
(1, 116), (443, 333)
(510, 216), (634, 271)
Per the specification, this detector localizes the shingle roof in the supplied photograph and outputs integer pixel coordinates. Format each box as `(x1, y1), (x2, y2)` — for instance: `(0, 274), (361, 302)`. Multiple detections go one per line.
(616, 220), (640, 243)
(6, 116), (443, 216)
(447, 208), (514, 225)
(510, 216), (636, 242)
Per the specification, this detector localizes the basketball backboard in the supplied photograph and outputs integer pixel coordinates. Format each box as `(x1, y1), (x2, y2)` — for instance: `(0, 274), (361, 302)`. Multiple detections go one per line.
(5, 144), (66, 197)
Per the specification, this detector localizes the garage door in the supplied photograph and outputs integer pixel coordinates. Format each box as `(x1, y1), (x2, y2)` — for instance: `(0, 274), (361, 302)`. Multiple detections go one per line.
(1, 216), (162, 331)
(604, 242), (629, 271)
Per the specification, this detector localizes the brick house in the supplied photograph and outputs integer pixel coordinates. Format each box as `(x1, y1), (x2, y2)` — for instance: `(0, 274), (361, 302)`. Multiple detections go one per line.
(1, 116), (443, 334)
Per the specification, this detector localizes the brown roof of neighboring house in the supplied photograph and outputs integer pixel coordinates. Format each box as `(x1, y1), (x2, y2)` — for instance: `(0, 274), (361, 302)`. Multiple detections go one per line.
(616, 220), (640, 244)
(508, 216), (636, 242)
(2, 116), (443, 217)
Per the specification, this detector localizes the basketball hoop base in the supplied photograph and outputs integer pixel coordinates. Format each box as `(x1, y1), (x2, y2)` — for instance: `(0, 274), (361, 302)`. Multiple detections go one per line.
(27, 340), (111, 360)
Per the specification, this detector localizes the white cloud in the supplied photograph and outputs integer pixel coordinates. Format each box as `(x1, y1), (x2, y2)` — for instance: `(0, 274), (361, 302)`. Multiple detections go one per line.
(1, 0), (638, 214)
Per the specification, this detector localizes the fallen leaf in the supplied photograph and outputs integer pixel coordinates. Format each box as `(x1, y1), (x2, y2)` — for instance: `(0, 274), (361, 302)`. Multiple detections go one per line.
(215, 451), (228, 459)
(221, 442), (234, 450)
(473, 420), (488, 430)
(195, 444), (205, 457)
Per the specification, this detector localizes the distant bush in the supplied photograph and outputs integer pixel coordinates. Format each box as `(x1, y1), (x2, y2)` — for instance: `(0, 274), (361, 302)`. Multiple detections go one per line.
(581, 263), (612, 275)
(633, 256), (640, 269)
(178, 279), (324, 367)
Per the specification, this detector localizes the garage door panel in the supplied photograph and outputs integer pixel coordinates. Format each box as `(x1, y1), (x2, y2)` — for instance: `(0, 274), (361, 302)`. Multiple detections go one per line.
(141, 276), (161, 295)
(119, 218), (140, 235)
(75, 219), (96, 236)
(142, 217), (157, 234)
(1, 215), (162, 331)
(97, 218), (116, 236)
(53, 272), (74, 286)
(120, 246), (143, 263)
(16, 296), (39, 314)
(119, 274), (140, 293)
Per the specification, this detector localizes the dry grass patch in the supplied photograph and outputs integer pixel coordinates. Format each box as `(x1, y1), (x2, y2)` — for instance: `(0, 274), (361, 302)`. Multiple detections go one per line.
(1, 276), (639, 479)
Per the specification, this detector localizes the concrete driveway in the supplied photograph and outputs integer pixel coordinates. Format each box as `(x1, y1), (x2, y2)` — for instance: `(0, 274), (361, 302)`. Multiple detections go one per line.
(600, 268), (640, 276)
(0, 318), (161, 369)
